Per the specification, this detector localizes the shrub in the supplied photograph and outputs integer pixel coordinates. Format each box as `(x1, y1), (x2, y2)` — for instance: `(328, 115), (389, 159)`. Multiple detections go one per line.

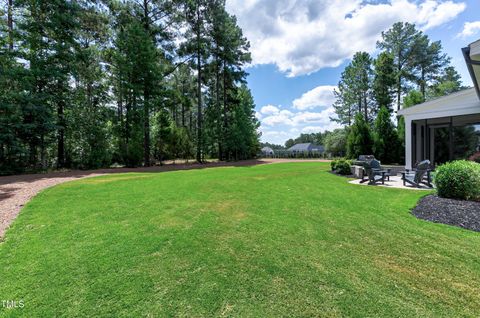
(335, 159), (351, 175)
(331, 159), (338, 171)
(434, 160), (480, 201)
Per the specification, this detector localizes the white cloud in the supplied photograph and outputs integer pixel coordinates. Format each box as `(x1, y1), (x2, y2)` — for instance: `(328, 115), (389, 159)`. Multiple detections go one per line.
(293, 85), (337, 110)
(457, 21), (480, 38)
(226, 0), (466, 76)
(261, 105), (337, 127)
(291, 107), (337, 125)
(302, 122), (342, 134)
(260, 104), (280, 115)
(262, 109), (294, 126)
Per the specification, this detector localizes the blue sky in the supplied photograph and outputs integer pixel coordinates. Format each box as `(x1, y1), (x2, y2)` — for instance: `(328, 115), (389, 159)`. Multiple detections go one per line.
(226, 0), (480, 145)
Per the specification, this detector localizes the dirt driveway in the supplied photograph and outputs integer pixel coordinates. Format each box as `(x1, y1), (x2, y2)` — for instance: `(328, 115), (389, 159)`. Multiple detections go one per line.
(0, 159), (329, 238)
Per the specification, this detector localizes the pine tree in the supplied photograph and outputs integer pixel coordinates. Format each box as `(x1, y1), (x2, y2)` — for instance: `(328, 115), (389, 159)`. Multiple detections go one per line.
(346, 113), (373, 159)
(428, 66), (465, 98)
(332, 52), (374, 125)
(69, 1), (112, 169)
(377, 22), (422, 113)
(181, 0), (211, 163)
(410, 35), (449, 99)
(373, 106), (399, 163)
(331, 79), (355, 126)
(373, 52), (395, 113)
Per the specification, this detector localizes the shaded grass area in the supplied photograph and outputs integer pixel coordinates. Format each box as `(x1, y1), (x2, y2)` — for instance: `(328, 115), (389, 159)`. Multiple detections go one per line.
(0, 163), (479, 317)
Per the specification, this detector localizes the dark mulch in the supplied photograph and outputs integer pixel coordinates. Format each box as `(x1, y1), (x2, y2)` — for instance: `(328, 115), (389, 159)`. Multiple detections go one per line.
(412, 194), (480, 232)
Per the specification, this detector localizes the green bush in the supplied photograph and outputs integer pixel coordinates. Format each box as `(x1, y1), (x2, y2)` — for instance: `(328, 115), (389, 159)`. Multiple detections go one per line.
(335, 159), (351, 175)
(434, 160), (480, 201)
(331, 160), (338, 171)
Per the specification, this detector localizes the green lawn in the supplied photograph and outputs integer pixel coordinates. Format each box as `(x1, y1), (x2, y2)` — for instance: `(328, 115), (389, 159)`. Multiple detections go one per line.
(1, 163), (479, 317)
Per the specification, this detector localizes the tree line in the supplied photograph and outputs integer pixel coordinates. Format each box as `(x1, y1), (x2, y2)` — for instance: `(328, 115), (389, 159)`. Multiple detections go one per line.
(331, 22), (465, 163)
(0, 0), (260, 175)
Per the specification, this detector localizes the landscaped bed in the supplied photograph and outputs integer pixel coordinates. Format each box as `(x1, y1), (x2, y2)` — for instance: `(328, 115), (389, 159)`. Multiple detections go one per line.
(1, 162), (479, 316)
(412, 195), (480, 232)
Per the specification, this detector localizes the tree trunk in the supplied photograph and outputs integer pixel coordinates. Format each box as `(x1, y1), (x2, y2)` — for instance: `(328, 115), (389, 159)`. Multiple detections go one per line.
(397, 50), (401, 113)
(222, 60), (228, 161)
(142, 0), (151, 167)
(216, 50), (222, 160)
(363, 94), (368, 122)
(181, 81), (186, 127)
(195, 4), (202, 163)
(7, 0), (13, 50)
(57, 99), (65, 169)
(420, 68), (425, 100)
(143, 87), (150, 166)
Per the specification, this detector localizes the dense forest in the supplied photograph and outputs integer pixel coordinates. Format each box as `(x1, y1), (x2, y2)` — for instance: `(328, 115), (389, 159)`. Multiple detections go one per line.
(0, 0), (260, 175)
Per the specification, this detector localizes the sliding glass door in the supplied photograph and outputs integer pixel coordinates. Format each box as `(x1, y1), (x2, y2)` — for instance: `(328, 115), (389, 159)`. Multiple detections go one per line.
(414, 114), (480, 167)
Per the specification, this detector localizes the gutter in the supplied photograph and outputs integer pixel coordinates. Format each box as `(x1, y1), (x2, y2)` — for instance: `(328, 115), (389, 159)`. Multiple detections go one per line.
(462, 46), (480, 100)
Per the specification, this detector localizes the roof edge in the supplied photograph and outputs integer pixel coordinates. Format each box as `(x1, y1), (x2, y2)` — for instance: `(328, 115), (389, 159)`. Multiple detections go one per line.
(398, 88), (476, 115)
(463, 46), (480, 100)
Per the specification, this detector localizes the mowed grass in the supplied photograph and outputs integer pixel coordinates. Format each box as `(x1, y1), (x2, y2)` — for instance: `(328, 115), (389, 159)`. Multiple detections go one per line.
(1, 163), (480, 317)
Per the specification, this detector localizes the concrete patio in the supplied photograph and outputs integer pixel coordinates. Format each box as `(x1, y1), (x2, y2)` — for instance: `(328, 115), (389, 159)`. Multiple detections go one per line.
(349, 175), (434, 190)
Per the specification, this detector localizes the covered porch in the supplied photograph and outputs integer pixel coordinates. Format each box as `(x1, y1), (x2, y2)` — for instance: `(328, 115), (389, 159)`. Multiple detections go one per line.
(399, 39), (480, 170)
(400, 89), (480, 169)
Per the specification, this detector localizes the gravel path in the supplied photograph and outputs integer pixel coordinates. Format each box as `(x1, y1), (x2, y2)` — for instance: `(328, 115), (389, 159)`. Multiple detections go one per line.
(412, 195), (480, 232)
(0, 159), (329, 238)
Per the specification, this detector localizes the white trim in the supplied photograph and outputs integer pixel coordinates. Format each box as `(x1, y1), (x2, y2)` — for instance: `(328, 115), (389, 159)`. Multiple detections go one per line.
(405, 106), (480, 121)
(405, 118), (412, 170)
(398, 88), (480, 120)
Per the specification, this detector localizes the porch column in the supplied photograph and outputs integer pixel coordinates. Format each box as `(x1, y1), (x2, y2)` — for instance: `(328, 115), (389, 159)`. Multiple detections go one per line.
(405, 117), (412, 170)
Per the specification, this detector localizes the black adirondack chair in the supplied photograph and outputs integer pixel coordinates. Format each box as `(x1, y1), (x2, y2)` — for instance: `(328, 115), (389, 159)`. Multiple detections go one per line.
(360, 159), (387, 185)
(401, 160), (433, 188)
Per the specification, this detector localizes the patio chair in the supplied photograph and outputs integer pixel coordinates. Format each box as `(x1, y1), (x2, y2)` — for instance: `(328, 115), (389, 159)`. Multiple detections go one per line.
(360, 159), (388, 185)
(401, 160), (433, 188)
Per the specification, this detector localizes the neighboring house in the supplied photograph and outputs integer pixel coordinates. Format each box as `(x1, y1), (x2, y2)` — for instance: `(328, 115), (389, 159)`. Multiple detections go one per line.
(261, 147), (274, 156)
(287, 143), (324, 153)
(399, 39), (480, 169)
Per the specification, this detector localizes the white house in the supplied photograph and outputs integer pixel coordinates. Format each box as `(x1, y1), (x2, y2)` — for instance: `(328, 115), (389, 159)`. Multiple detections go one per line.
(399, 39), (480, 169)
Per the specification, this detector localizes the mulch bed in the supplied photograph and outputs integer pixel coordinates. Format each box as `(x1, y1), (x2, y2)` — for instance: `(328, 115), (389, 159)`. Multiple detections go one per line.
(412, 194), (480, 232)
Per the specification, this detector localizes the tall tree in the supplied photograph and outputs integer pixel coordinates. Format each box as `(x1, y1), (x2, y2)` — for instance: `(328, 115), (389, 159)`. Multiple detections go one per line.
(377, 22), (422, 113)
(181, 0), (210, 162)
(0, 0), (259, 175)
(428, 66), (465, 98)
(373, 52), (396, 112)
(410, 35), (449, 99)
(346, 113), (373, 159)
(69, 1), (112, 169)
(373, 106), (400, 163)
(7, 0), (13, 50)
(331, 79), (355, 126)
(332, 52), (374, 124)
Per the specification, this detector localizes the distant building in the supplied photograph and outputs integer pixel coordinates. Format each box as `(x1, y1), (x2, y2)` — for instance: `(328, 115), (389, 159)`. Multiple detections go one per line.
(287, 143), (324, 153)
(261, 147), (274, 156)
